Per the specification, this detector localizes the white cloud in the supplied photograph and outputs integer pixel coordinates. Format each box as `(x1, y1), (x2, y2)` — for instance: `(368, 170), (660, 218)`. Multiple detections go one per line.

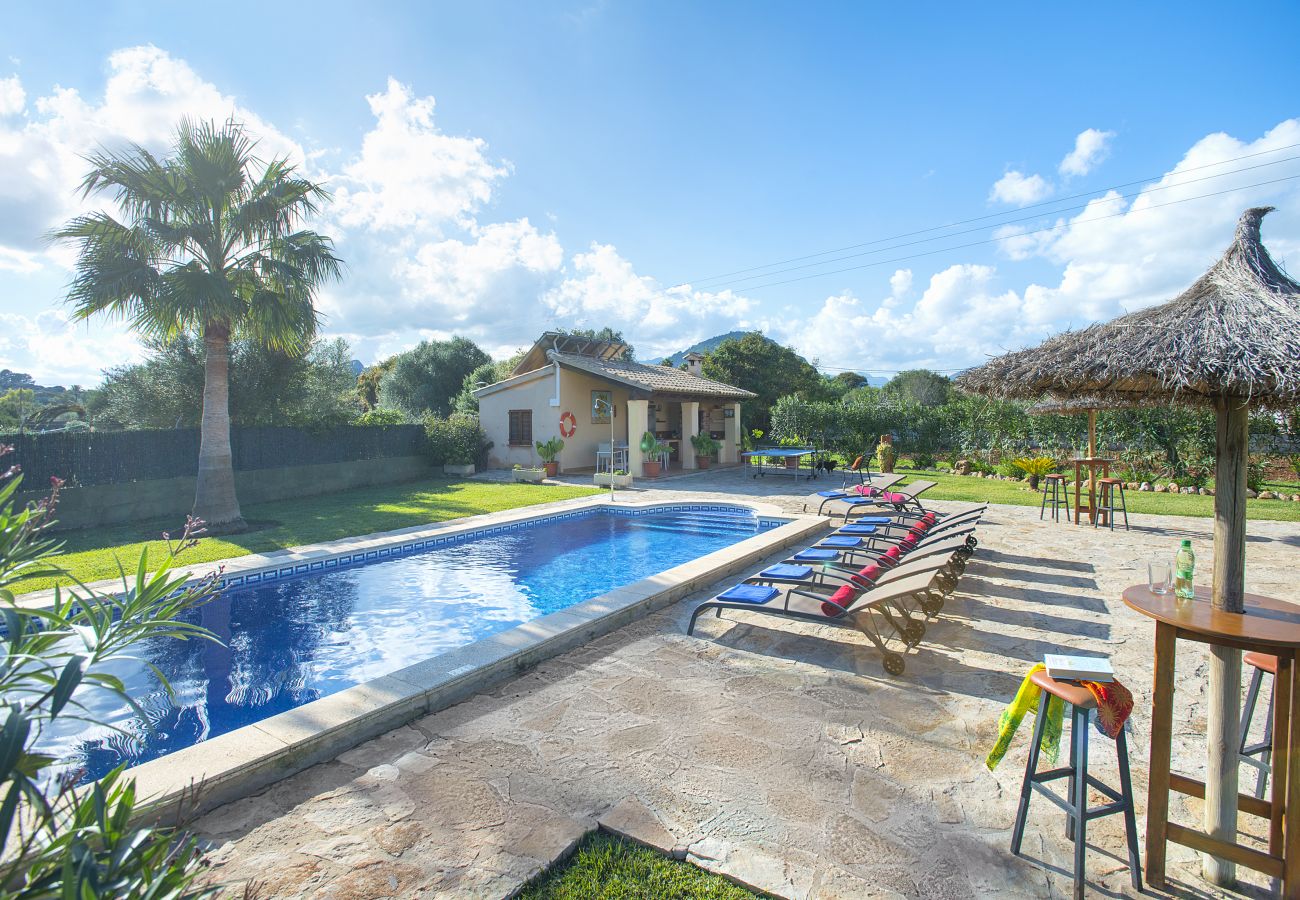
(331, 78), (508, 234)
(1059, 128), (1115, 177)
(0, 75), (24, 116)
(989, 170), (1052, 206)
(888, 268), (912, 299)
(543, 244), (758, 360)
(0, 310), (144, 385)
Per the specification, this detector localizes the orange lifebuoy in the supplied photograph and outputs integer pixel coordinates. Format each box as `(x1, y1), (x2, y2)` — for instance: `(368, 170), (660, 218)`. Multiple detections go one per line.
(559, 411), (577, 438)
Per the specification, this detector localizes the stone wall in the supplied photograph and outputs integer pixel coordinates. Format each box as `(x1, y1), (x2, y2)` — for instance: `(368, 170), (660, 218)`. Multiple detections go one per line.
(20, 455), (434, 531)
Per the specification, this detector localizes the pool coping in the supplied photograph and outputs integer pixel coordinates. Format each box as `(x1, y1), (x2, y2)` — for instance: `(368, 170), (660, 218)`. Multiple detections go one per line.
(105, 496), (829, 821)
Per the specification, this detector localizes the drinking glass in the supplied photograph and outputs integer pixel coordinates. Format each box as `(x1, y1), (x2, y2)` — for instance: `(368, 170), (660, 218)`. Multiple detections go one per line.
(1148, 561), (1172, 595)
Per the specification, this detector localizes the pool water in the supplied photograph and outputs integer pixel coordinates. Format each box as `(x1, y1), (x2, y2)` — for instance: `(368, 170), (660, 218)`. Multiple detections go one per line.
(42, 506), (773, 781)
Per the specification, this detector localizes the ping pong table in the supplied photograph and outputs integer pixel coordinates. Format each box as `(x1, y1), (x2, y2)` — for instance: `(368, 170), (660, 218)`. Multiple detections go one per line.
(742, 447), (818, 479)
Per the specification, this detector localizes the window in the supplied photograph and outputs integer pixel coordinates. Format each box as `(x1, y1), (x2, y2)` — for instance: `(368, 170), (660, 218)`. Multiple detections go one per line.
(508, 409), (533, 446)
(591, 390), (613, 424)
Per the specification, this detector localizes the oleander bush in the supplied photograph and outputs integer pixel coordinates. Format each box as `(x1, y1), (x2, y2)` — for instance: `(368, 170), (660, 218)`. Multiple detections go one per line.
(425, 414), (492, 467)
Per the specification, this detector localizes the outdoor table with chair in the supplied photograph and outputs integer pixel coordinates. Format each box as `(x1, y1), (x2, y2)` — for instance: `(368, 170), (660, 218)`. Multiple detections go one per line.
(742, 447), (818, 479)
(1123, 584), (1300, 895)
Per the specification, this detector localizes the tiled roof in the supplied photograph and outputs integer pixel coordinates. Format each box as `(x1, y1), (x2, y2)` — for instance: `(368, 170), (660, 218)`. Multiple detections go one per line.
(548, 351), (755, 400)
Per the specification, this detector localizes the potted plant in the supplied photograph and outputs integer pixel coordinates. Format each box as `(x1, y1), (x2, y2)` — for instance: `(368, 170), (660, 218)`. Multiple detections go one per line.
(640, 431), (670, 477)
(594, 468), (633, 489)
(691, 432), (720, 469)
(535, 436), (564, 477)
(1012, 455), (1056, 491)
(443, 456), (475, 477)
(512, 463), (546, 483)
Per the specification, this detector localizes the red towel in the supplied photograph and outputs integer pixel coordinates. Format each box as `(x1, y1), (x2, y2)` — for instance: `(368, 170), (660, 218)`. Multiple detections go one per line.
(1082, 679), (1134, 739)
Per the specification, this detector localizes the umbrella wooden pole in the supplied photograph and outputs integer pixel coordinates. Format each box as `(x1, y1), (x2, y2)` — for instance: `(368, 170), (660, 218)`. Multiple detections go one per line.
(1087, 409), (1097, 459)
(1202, 398), (1249, 885)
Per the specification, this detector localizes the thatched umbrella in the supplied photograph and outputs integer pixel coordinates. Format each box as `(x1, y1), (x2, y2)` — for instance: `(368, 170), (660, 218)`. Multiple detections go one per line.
(958, 207), (1300, 884)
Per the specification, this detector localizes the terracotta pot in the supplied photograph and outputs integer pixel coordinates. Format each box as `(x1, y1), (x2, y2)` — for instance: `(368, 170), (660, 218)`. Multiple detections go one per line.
(543, 461), (559, 477)
(643, 460), (662, 478)
(696, 456), (711, 470)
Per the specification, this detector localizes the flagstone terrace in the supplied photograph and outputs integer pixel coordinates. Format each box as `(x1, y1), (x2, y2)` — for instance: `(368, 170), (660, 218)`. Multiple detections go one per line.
(195, 469), (1297, 898)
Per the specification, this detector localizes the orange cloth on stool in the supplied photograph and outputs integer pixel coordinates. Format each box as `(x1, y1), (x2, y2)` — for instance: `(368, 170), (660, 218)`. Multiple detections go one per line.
(1082, 678), (1134, 739)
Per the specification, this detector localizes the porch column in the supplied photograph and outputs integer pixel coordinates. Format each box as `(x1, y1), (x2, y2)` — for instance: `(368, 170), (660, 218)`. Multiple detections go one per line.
(721, 402), (741, 463)
(681, 401), (699, 469)
(626, 398), (649, 476)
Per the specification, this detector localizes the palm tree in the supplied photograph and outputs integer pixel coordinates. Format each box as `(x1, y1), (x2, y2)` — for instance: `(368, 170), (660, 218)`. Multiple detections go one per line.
(55, 119), (342, 533)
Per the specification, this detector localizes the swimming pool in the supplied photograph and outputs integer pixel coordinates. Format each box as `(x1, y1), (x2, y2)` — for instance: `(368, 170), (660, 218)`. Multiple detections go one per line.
(42, 504), (778, 781)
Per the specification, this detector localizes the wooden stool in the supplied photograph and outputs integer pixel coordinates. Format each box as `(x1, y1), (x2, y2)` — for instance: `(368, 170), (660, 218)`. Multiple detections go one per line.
(1241, 651), (1278, 799)
(1040, 473), (1071, 522)
(1094, 477), (1129, 531)
(1011, 670), (1142, 899)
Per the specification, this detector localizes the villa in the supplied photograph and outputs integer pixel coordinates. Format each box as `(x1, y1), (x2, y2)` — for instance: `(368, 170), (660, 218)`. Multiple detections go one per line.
(474, 332), (754, 475)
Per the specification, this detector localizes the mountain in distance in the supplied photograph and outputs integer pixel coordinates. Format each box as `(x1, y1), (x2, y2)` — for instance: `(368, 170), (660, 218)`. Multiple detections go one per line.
(662, 331), (749, 366)
(662, 333), (888, 386)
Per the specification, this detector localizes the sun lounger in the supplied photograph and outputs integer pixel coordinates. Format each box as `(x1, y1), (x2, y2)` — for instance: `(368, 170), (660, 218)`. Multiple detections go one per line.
(802, 474), (905, 514)
(826, 480), (939, 521)
(688, 566), (956, 675)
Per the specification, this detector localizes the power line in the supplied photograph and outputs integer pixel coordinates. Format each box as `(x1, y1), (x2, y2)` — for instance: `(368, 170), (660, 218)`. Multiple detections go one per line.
(673, 141), (1300, 289)
(705, 172), (1300, 294)
(693, 156), (1300, 291)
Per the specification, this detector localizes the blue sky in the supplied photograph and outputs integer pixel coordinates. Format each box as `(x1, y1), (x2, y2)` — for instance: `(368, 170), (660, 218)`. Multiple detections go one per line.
(2, 1), (1299, 384)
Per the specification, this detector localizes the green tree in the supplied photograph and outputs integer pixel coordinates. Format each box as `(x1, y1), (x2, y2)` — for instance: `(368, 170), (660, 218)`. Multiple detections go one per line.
(356, 356), (397, 412)
(826, 370), (870, 398)
(379, 336), (491, 418)
(56, 119), (341, 532)
(452, 348), (528, 415)
(90, 336), (358, 429)
(557, 326), (633, 358)
(882, 369), (953, 407)
(0, 389), (36, 430)
(701, 332), (823, 434)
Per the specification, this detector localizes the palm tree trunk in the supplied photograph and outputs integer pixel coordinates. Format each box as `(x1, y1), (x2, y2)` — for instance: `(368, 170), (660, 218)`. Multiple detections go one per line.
(193, 323), (246, 533)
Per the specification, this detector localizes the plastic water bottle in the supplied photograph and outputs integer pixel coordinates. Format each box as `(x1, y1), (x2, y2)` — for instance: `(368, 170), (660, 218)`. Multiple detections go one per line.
(1174, 539), (1196, 600)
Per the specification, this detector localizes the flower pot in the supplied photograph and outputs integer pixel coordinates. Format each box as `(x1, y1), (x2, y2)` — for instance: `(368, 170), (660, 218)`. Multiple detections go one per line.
(643, 460), (662, 478)
(696, 456), (711, 470)
(543, 461), (559, 477)
(1027, 474), (1041, 491)
(784, 457), (799, 469)
(513, 468), (545, 483)
(594, 472), (633, 489)
(443, 463), (475, 476)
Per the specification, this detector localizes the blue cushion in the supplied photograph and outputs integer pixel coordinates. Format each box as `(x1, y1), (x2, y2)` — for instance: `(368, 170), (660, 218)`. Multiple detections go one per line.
(717, 584), (780, 604)
(793, 548), (838, 561)
(837, 524), (878, 535)
(820, 536), (863, 548)
(852, 516), (893, 525)
(817, 490), (847, 498)
(759, 563), (813, 580)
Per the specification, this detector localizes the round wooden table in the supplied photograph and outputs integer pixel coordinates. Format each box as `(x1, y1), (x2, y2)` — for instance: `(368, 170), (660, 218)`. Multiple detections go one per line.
(1123, 584), (1300, 895)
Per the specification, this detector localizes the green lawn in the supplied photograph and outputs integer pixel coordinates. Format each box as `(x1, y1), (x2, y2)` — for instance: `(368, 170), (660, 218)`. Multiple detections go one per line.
(17, 478), (600, 595)
(891, 466), (1300, 522)
(519, 832), (757, 900)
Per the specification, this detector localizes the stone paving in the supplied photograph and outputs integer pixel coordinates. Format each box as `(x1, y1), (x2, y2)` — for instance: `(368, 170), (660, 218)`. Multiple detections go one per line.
(196, 468), (1300, 898)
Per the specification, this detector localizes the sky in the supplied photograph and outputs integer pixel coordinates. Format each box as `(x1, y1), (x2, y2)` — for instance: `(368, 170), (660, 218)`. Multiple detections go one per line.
(1, 1), (1299, 386)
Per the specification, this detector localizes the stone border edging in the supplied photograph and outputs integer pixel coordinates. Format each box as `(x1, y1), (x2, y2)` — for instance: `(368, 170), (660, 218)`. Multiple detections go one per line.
(126, 498), (827, 822)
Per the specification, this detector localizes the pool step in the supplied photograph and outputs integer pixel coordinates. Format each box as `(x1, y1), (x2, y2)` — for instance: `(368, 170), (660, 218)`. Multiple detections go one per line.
(627, 519), (759, 538)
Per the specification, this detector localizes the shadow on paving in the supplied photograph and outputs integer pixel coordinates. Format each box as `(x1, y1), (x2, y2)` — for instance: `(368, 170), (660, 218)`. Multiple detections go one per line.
(969, 547), (1097, 574)
(964, 560), (1100, 591)
(953, 597), (1111, 641)
(958, 573), (1109, 616)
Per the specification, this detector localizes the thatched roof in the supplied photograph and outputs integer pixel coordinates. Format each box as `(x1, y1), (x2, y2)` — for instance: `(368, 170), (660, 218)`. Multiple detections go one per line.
(1026, 395), (1106, 416)
(957, 207), (1300, 409)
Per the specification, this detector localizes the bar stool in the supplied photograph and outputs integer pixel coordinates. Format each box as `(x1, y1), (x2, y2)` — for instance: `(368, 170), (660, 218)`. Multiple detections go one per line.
(1094, 477), (1129, 531)
(1011, 670), (1142, 899)
(1040, 473), (1071, 522)
(1240, 651), (1277, 799)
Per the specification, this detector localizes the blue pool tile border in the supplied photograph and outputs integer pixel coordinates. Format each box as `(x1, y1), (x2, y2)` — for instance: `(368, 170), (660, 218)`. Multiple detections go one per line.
(215, 504), (787, 593)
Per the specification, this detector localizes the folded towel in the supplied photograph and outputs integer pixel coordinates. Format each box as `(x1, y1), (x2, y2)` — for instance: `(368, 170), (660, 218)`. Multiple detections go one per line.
(820, 536), (862, 548)
(717, 584), (780, 604)
(793, 548), (838, 561)
(851, 563), (883, 586)
(759, 563), (813, 580)
(822, 583), (857, 616)
(986, 663), (1064, 771)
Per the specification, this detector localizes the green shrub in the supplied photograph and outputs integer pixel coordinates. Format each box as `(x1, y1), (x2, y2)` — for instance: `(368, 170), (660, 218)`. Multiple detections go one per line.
(1248, 454), (1269, 493)
(426, 414), (492, 466)
(875, 440), (897, 473)
(1012, 456), (1056, 477)
(994, 461), (1021, 479)
(353, 407), (407, 426)
(936, 460), (953, 471)
(912, 451), (936, 469)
